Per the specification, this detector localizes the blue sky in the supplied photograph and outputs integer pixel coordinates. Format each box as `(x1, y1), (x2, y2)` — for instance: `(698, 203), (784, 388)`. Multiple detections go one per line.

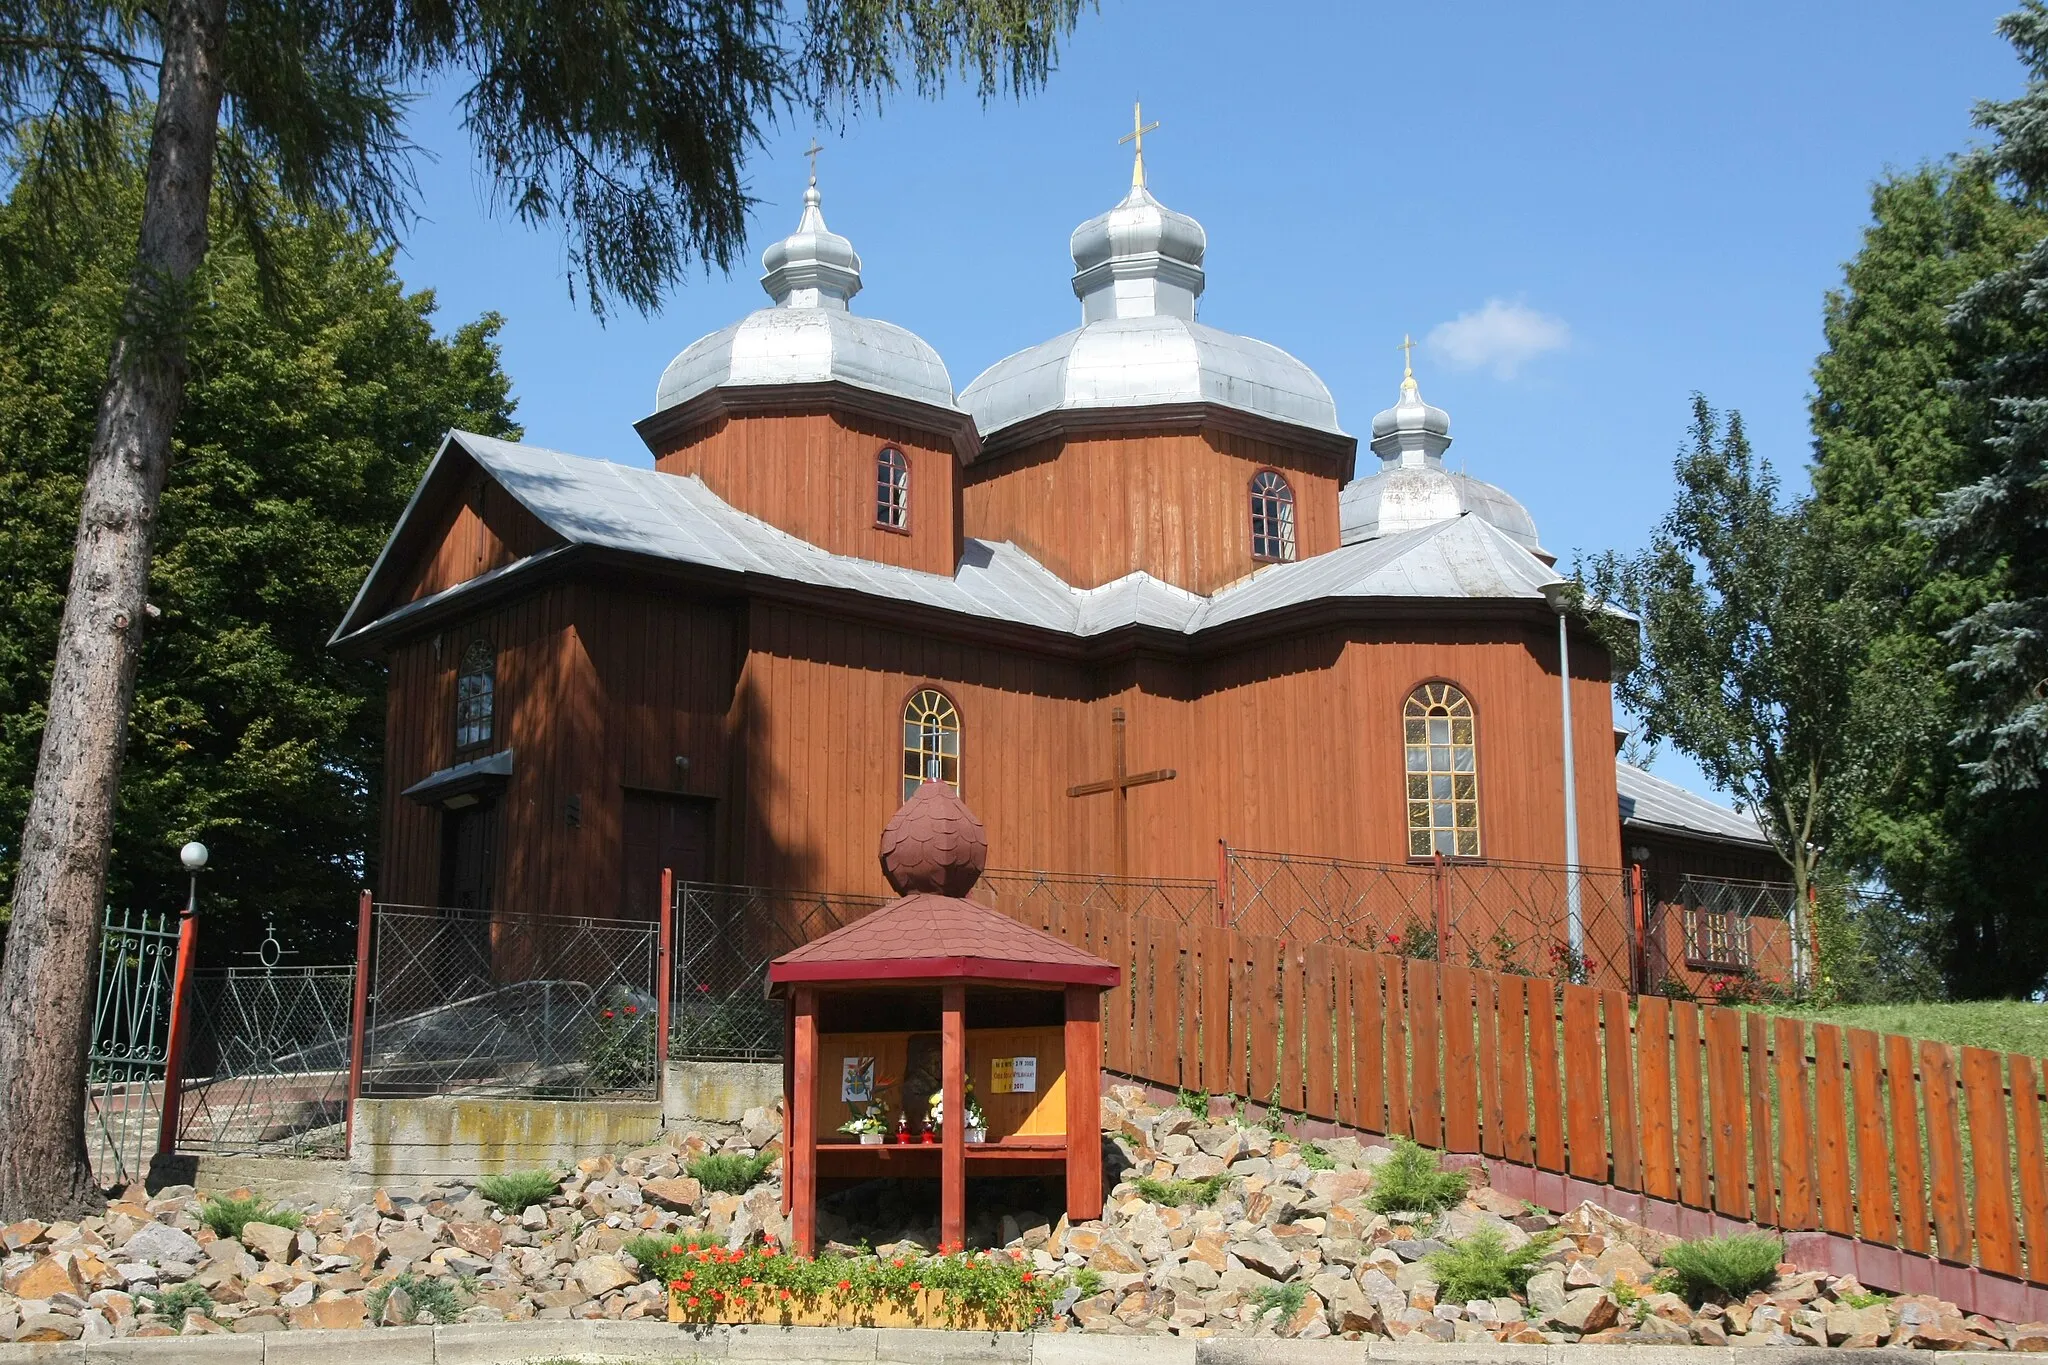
(394, 0), (2024, 802)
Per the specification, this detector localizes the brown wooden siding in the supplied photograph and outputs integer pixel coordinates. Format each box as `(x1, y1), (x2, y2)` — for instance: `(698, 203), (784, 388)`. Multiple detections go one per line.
(651, 409), (962, 575)
(390, 469), (557, 609)
(961, 425), (1343, 594)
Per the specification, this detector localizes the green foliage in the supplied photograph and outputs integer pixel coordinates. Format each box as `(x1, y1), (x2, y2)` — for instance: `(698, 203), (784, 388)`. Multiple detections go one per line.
(635, 1239), (1067, 1329)
(1659, 1234), (1784, 1304)
(139, 1282), (215, 1320)
(625, 1229), (717, 1270)
(197, 1194), (302, 1239)
(365, 1270), (463, 1326)
(1174, 1088), (1211, 1120)
(1072, 1267), (1104, 1297)
(687, 1150), (776, 1195)
(474, 1169), (560, 1212)
(1386, 918), (1438, 961)
(1131, 1175), (1226, 1207)
(1841, 1289), (1892, 1310)
(1250, 1281), (1307, 1318)
(1579, 397), (1868, 913)
(1768, 998), (2048, 1056)
(0, 141), (519, 948)
(581, 996), (656, 1092)
(1364, 1138), (1468, 1214)
(1301, 1143), (1336, 1171)
(1425, 1227), (1554, 1303)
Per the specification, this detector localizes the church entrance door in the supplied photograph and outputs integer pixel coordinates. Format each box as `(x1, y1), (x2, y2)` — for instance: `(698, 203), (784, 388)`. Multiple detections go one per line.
(438, 801), (499, 911)
(622, 792), (713, 919)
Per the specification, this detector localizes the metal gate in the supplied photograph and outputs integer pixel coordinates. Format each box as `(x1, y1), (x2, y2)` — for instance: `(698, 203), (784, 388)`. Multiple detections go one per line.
(176, 957), (356, 1158)
(87, 907), (177, 1188)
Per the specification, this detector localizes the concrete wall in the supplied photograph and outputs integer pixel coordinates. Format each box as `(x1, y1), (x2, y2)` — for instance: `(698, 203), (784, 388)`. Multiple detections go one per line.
(664, 1060), (782, 1130)
(350, 1097), (664, 1190)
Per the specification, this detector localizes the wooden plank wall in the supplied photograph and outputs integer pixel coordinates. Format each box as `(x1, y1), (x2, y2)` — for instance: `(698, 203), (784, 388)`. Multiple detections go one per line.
(987, 899), (2048, 1290)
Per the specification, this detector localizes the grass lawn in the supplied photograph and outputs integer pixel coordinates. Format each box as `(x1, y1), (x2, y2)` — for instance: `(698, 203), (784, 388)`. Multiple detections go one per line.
(1764, 998), (2048, 1057)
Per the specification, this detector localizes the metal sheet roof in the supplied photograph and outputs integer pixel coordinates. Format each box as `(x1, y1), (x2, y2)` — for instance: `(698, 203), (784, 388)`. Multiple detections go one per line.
(333, 433), (1567, 647)
(1617, 761), (1769, 847)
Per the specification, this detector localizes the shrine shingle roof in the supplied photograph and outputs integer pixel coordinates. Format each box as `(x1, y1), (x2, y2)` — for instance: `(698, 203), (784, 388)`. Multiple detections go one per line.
(332, 432), (1567, 649)
(768, 893), (1120, 987)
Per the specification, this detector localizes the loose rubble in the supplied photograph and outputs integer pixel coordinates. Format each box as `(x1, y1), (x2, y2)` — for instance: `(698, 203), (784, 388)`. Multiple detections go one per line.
(0, 1088), (2039, 1346)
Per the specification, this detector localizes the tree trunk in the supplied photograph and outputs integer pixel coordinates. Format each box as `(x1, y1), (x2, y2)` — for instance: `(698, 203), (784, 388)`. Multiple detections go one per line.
(0, 0), (227, 1219)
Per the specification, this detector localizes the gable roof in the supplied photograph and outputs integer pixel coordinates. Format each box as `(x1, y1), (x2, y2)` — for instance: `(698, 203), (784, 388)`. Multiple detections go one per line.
(332, 431), (1567, 650)
(1616, 761), (1770, 848)
(767, 892), (1120, 987)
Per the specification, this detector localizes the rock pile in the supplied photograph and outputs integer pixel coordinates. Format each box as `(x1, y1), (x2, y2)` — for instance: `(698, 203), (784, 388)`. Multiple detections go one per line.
(0, 1087), (2040, 1348)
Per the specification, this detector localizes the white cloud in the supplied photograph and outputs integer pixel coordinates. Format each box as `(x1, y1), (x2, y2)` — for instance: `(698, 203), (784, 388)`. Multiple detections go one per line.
(1425, 299), (1571, 380)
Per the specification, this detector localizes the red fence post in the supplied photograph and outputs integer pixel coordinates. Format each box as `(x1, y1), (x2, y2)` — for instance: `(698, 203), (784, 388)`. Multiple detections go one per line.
(1215, 840), (1229, 929)
(344, 890), (373, 1156)
(656, 867), (675, 1103)
(1629, 865), (1646, 995)
(154, 901), (202, 1158)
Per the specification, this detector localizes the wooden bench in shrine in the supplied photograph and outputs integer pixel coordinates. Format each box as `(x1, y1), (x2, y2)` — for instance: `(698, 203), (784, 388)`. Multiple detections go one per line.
(769, 782), (1121, 1254)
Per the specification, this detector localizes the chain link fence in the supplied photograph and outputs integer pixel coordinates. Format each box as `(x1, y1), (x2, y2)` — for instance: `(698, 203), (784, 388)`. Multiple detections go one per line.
(177, 965), (356, 1158)
(362, 904), (659, 1099)
(973, 869), (1217, 928)
(669, 883), (886, 1061)
(1222, 847), (1636, 990)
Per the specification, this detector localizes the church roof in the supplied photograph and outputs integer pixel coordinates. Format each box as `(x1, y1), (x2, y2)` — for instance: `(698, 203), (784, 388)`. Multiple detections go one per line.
(960, 179), (1346, 445)
(1617, 761), (1770, 848)
(651, 177), (961, 418)
(331, 432), (1566, 650)
(767, 891), (1120, 987)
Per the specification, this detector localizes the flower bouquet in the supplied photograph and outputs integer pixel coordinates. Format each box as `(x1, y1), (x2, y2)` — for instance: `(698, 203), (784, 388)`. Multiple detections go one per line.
(927, 1086), (989, 1143)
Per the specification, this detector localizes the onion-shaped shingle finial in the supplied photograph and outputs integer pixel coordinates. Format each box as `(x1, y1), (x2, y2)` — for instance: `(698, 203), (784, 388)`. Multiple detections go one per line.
(879, 781), (988, 897)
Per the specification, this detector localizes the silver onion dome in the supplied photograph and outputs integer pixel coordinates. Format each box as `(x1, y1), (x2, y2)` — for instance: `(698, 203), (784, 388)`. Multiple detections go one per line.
(960, 179), (1343, 440)
(654, 177), (959, 415)
(1339, 366), (1547, 558)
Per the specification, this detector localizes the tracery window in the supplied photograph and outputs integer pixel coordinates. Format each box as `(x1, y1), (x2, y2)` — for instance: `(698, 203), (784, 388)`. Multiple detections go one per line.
(1404, 682), (1479, 857)
(901, 688), (961, 801)
(876, 446), (909, 530)
(1250, 470), (1297, 562)
(455, 639), (496, 751)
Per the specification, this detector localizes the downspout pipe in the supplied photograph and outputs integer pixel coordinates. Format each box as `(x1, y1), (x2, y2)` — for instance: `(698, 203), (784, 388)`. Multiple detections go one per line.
(1543, 586), (1584, 958)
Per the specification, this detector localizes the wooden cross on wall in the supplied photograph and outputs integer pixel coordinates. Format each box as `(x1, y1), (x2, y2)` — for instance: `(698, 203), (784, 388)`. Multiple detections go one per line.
(1067, 706), (1176, 886)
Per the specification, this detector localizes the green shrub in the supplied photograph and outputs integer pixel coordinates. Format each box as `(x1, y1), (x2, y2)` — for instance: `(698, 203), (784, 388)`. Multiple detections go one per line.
(1073, 1267), (1105, 1297)
(139, 1282), (215, 1321)
(1175, 1088), (1212, 1120)
(475, 1169), (561, 1212)
(1425, 1227), (1554, 1302)
(1364, 1138), (1468, 1214)
(1131, 1174), (1227, 1207)
(624, 1230), (718, 1276)
(1251, 1281), (1307, 1317)
(581, 995), (656, 1091)
(197, 1194), (302, 1240)
(1301, 1142), (1336, 1171)
(366, 1270), (464, 1325)
(1659, 1234), (1784, 1304)
(688, 1150), (777, 1194)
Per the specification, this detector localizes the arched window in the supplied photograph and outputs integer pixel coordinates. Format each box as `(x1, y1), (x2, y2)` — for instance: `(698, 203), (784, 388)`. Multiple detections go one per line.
(455, 639), (496, 751)
(901, 688), (960, 800)
(875, 446), (910, 530)
(1405, 682), (1479, 857)
(1250, 470), (1297, 562)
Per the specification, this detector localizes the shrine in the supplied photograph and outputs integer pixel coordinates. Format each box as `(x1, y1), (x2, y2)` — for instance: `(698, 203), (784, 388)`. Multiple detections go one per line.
(769, 782), (1120, 1255)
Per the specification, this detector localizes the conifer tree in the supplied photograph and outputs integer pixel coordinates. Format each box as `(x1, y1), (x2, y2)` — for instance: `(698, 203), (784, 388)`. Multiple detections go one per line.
(0, 0), (1086, 1218)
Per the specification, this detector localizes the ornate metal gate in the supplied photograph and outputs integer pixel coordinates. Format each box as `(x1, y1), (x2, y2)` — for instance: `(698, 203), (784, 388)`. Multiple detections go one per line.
(87, 906), (177, 1188)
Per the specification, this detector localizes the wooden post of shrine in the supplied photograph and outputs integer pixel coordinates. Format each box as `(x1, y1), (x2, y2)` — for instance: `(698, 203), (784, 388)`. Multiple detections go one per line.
(789, 987), (819, 1256)
(940, 983), (967, 1250)
(1064, 984), (1103, 1220)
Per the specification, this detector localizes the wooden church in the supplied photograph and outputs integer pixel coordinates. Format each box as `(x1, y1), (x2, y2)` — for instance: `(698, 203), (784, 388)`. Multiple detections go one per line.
(333, 137), (1770, 923)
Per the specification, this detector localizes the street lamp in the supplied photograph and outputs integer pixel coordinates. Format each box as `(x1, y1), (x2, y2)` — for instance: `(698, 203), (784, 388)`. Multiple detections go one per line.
(179, 841), (208, 915)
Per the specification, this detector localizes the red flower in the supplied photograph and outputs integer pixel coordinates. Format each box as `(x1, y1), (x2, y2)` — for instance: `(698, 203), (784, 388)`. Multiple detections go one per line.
(669, 1278), (685, 1290)
(909, 1281), (921, 1291)
(1021, 1272), (1034, 1282)
(892, 1257), (905, 1267)
(625, 1005), (638, 1014)
(740, 1276), (753, 1287)
(837, 1279), (851, 1292)
(603, 1009), (615, 1018)
(698, 982), (710, 993)
(780, 1289), (792, 1300)
(670, 1243), (683, 1254)
(687, 1296), (700, 1308)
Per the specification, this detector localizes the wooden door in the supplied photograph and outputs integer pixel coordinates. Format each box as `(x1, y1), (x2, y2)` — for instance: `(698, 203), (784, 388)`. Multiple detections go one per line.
(621, 792), (713, 919)
(438, 801), (499, 911)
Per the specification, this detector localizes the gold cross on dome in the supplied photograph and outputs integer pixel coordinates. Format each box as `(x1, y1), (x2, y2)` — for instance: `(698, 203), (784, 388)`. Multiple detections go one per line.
(1399, 333), (1417, 381)
(804, 138), (823, 185)
(1118, 100), (1160, 188)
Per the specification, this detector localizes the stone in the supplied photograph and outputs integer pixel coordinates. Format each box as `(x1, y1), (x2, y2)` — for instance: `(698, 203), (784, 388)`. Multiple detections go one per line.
(2, 1222), (47, 1251)
(1691, 1317), (1730, 1346)
(233, 1312), (287, 1333)
(6, 1256), (80, 1300)
(1593, 1240), (1655, 1286)
(449, 1221), (503, 1257)
(1545, 1287), (1619, 1335)
(379, 1285), (414, 1326)
(240, 1221), (295, 1262)
(572, 1253), (638, 1295)
(1086, 1239), (1144, 1274)
(14, 1310), (83, 1341)
(1283, 1290), (1329, 1338)
(120, 1222), (203, 1264)
(1230, 1240), (1297, 1281)
(1071, 1291), (1118, 1331)
(278, 1280), (316, 1309)
(1827, 1302), (1891, 1347)
(2008, 1322), (2048, 1352)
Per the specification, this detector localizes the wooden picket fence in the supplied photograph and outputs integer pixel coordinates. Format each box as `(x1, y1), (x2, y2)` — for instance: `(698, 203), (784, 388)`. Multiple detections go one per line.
(986, 897), (2048, 1292)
